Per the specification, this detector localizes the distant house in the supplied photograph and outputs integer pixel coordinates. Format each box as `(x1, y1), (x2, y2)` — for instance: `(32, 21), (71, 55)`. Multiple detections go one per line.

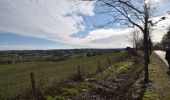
(125, 47), (135, 55)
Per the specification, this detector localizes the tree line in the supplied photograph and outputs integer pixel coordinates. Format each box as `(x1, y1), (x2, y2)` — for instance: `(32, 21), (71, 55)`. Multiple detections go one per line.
(153, 27), (170, 50)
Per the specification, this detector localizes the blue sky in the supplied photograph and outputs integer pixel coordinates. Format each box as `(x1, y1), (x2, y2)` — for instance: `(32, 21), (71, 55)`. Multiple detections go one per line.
(0, 32), (85, 50)
(0, 0), (170, 50)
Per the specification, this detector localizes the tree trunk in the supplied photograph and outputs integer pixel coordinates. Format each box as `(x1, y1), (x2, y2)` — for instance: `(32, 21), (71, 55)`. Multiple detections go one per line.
(143, 30), (149, 83)
(143, 3), (149, 84)
(148, 37), (152, 56)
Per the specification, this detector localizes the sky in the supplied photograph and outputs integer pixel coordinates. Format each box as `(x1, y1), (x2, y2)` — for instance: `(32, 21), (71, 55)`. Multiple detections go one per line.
(0, 0), (170, 50)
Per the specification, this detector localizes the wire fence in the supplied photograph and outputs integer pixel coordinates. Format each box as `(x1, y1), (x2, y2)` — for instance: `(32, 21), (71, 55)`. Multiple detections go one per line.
(0, 52), (129, 99)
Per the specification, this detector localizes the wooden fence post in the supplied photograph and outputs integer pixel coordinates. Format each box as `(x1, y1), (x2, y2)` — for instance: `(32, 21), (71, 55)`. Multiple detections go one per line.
(107, 56), (111, 67)
(77, 65), (84, 81)
(30, 72), (36, 99)
(77, 65), (81, 74)
(97, 59), (101, 72)
(117, 57), (119, 62)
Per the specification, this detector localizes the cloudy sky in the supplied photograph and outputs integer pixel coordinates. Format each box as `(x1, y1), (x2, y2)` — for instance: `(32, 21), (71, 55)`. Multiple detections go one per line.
(0, 0), (170, 50)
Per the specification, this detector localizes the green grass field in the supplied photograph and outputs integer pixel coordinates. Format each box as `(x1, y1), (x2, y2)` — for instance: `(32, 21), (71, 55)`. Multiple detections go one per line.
(0, 52), (127, 99)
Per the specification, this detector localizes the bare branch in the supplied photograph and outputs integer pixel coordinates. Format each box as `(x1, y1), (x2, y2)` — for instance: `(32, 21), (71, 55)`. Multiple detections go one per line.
(98, 0), (144, 32)
(118, 0), (144, 14)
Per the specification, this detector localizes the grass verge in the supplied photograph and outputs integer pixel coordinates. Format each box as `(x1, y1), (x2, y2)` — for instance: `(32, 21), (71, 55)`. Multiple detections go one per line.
(143, 52), (170, 100)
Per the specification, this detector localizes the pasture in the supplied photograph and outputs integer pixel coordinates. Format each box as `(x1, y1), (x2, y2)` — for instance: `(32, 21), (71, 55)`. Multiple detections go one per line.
(0, 51), (127, 99)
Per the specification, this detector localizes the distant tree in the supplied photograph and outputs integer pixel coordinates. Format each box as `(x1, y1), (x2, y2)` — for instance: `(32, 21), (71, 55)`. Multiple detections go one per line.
(128, 29), (140, 54)
(153, 42), (162, 50)
(161, 27), (170, 49)
(137, 37), (144, 51)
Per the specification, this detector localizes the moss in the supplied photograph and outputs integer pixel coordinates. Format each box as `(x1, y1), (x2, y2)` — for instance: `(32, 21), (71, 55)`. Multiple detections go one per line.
(46, 96), (66, 100)
(117, 62), (134, 72)
(88, 77), (96, 82)
(61, 81), (92, 96)
(46, 96), (54, 100)
(95, 66), (116, 79)
(77, 82), (92, 90)
(95, 61), (134, 79)
(143, 92), (159, 100)
(54, 96), (66, 100)
(62, 88), (79, 96)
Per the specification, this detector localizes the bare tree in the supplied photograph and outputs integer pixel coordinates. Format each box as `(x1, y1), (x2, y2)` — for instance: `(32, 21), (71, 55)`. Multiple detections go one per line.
(81, 0), (152, 83)
(79, 0), (169, 83)
(137, 37), (144, 50)
(127, 29), (140, 54)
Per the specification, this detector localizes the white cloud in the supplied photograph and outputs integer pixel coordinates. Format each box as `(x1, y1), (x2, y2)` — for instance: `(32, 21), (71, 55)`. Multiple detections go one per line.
(82, 28), (133, 42)
(151, 14), (170, 42)
(82, 13), (170, 48)
(85, 35), (131, 48)
(0, 0), (94, 43)
(0, 0), (170, 49)
(72, 28), (134, 48)
(0, 0), (133, 49)
(73, 1), (95, 16)
(145, 0), (163, 4)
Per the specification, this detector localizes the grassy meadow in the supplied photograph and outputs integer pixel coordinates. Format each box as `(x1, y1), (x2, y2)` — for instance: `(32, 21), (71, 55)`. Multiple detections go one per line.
(0, 51), (127, 99)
